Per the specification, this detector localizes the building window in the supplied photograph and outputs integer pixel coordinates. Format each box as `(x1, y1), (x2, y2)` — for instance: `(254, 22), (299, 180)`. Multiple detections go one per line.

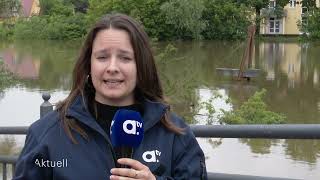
(289, 0), (297, 8)
(269, 18), (281, 34)
(302, 7), (308, 15)
(269, 0), (276, 8)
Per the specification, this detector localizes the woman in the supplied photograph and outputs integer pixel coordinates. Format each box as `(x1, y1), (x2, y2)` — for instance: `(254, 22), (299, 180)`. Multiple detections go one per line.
(13, 13), (207, 180)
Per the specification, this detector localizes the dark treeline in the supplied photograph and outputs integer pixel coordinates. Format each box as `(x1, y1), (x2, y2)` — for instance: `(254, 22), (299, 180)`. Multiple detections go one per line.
(0, 0), (319, 40)
(0, 0), (318, 41)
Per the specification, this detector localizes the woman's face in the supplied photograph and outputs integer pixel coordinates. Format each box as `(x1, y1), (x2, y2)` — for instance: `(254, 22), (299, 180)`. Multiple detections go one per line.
(90, 28), (137, 106)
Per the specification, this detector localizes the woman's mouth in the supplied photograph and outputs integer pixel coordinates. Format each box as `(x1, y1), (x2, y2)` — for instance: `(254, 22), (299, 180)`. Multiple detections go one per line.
(103, 79), (124, 87)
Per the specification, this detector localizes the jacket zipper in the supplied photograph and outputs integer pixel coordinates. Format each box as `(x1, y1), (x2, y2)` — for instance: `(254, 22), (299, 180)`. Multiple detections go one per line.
(107, 142), (118, 167)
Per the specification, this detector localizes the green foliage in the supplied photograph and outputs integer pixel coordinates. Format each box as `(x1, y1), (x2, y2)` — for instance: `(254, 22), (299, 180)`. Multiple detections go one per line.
(160, 0), (206, 40)
(202, 0), (251, 40)
(233, 0), (269, 13)
(0, 61), (18, 90)
(155, 44), (200, 123)
(7, 0), (318, 41)
(233, 0), (269, 34)
(0, 23), (13, 39)
(0, 0), (21, 18)
(86, 0), (175, 40)
(39, 0), (74, 16)
(221, 89), (286, 124)
(302, 0), (317, 9)
(68, 0), (89, 13)
(0, 135), (18, 155)
(275, 0), (289, 8)
(199, 92), (224, 124)
(13, 16), (48, 39)
(13, 14), (87, 40)
(86, 0), (252, 40)
(299, 8), (320, 40)
(261, 5), (286, 19)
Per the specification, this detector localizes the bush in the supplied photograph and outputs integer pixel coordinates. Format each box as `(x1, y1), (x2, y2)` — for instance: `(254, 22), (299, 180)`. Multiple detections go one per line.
(13, 16), (48, 39)
(0, 23), (13, 40)
(13, 14), (87, 40)
(221, 89), (286, 124)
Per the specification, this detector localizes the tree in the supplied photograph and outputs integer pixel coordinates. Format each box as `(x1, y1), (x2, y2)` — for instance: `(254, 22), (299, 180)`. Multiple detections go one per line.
(233, 0), (270, 34)
(160, 0), (206, 40)
(302, 0), (317, 9)
(86, 0), (176, 40)
(39, 0), (74, 16)
(202, 0), (251, 40)
(0, 0), (21, 18)
(67, 0), (89, 13)
(299, 7), (320, 39)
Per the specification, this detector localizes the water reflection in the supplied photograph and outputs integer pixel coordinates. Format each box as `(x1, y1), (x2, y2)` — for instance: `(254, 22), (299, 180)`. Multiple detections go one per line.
(1, 48), (40, 79)
(284, 139), (320, 165)
(0, 40), (81, 91)
(1, 40), (320, 179)
(0, 135), (19, 155)
(239, 139), (280, 155)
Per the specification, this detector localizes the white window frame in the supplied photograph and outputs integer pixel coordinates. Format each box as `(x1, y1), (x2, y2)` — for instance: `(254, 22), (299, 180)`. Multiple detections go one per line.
(269, 18), (281, 34)
(269, 0), (276, 8)
(289, 0), (297, 8)
(301, 7), (308, 15)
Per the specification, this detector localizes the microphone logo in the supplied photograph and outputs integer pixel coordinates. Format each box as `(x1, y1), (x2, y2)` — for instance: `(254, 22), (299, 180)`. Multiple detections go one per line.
(142, 150), (161, 163)
(123, 120), (143, 135)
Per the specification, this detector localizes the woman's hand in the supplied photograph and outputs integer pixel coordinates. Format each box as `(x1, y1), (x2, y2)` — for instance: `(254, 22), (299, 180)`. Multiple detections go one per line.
(110, 158), (156, 180)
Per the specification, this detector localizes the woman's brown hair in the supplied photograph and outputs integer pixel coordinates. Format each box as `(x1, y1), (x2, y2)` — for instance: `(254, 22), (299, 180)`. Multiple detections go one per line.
(56, 13), (184, 143)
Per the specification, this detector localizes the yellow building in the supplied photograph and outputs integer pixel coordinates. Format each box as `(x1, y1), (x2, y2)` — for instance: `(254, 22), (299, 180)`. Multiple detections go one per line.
(0, 0), (40, 20)
(260, 0), (320, 35)
(21, 0), (41, 17)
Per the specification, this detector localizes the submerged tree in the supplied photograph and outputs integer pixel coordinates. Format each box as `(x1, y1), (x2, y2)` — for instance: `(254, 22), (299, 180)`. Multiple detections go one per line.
(220, 89), (286, 124)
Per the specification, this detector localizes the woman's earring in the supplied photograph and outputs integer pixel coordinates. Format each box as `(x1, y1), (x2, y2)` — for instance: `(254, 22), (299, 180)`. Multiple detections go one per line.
(85, 74), (94, 88)
(86, 74), (90, 84)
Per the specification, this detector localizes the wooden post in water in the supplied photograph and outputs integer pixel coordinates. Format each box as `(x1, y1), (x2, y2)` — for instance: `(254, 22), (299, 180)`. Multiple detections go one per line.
(238, 25), (256, 80)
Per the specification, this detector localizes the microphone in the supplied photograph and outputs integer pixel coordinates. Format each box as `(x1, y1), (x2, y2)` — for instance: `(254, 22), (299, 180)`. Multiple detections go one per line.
(110, 109), (144, 167)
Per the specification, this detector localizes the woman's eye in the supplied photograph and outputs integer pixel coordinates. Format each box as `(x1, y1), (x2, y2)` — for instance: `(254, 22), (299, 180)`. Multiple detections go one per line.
(97, 56), (107, 60)
(121, 56), (132, 61)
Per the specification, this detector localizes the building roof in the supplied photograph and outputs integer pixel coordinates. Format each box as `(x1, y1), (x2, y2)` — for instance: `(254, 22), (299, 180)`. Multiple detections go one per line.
(21, 0), (34, 17)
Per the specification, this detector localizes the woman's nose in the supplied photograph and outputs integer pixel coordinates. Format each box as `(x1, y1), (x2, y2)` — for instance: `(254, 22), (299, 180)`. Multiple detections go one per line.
(106, 56), (119, 73)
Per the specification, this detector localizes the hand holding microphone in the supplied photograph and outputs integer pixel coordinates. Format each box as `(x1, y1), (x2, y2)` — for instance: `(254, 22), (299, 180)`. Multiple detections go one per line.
(110, 158), (156, 180)
(110, 109), (156, 180)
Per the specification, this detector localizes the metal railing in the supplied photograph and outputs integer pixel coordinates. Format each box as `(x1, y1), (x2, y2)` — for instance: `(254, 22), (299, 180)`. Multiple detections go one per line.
(1, 94), (318, 180)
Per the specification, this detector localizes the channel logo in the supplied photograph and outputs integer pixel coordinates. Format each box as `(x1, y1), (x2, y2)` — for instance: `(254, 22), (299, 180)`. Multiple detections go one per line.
(142, 150), (161, 163)
(123, 120), (143, 135)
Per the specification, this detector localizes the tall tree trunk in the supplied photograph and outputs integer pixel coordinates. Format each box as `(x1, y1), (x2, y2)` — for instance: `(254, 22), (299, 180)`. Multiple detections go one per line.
(255, 8), (261, 35)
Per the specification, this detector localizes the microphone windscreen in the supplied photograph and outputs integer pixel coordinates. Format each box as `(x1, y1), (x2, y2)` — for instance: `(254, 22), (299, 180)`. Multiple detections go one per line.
(110, 109), (144, 148)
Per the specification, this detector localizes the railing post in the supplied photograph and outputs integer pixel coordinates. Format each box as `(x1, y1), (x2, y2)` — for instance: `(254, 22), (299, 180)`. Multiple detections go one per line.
(40, 92), (53, 118)
(3, 162), (7, 180)
(12, 163), (15, 178)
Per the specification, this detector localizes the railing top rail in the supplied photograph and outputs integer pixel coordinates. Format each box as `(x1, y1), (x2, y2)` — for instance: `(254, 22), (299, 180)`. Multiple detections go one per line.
(0, 155), (18, 164)
(191, 124), (320, 139)
(1, 124), (320, 139)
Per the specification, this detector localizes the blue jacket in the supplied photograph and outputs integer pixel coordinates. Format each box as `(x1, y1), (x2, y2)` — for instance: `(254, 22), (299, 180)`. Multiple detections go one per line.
(13, 95), (207, 180)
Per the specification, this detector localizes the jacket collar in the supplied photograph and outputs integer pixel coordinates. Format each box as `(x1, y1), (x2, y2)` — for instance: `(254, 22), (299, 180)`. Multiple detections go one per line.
(66, 95), (169, 138)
